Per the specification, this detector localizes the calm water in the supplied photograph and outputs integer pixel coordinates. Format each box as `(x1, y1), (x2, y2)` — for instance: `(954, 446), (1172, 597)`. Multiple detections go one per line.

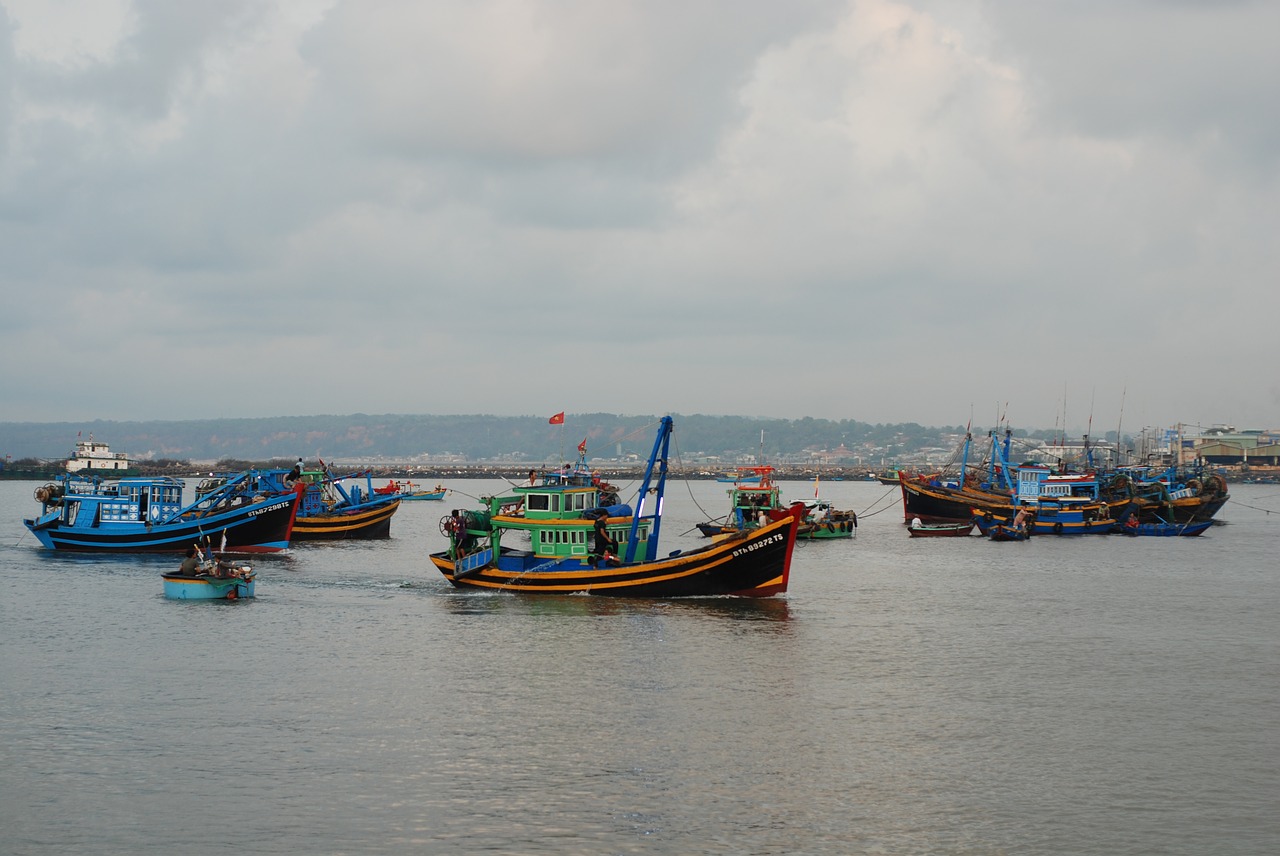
(1, 477), (1277, 855)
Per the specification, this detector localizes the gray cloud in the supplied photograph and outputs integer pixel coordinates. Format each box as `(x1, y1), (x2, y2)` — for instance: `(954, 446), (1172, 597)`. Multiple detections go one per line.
(1, 0), (1276, 432)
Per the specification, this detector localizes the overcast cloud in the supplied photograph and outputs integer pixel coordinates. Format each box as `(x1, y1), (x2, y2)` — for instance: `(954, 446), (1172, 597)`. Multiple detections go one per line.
(2, 0), (1277, 433)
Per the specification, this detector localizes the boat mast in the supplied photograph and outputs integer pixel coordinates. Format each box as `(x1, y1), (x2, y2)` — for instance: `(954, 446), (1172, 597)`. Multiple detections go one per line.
(626, 416), (673, 563)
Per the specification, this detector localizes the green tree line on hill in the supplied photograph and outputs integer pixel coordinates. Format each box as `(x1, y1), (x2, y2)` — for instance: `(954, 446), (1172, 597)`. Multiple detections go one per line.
(0, 413), (973, 463)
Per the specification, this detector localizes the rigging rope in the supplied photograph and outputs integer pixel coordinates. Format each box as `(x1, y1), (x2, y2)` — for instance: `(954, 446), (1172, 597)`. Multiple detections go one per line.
(856, 485), (902, 519)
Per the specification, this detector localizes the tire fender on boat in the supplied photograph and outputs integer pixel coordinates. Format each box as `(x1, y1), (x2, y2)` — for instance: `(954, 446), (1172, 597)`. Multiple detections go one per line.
(1053, 522), (1063, 535)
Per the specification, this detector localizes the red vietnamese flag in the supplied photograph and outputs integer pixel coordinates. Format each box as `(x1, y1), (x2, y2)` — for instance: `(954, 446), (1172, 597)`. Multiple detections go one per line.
(577, 438), (588, 454)
(548, 412), (565, 425)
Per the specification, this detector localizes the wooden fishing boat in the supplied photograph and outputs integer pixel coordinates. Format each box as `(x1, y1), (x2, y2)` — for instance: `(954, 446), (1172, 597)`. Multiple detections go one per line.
(374, 479), (446, 500)
(400, 483), (448, 501)
(24, 472), (300, 553)
(1116, 520), (1213, 537)
(716, 471), (762, 483)
(696, 466), (786, 536)
(223, 467), (401, 540)
(797, 498), (857, 540)
(986, 524), (1029, 542)
(429, 417), (806, 597)
(1115, 470), (1230, 524)
(907, 521), (975, 537)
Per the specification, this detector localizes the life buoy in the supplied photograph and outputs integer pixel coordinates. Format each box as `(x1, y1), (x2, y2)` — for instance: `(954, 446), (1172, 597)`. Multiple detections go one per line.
(1053, 522), (1063, 535)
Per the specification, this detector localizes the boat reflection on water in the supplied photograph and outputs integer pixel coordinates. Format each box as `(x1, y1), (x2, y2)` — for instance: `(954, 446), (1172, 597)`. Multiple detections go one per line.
(438, 590), (793, 623)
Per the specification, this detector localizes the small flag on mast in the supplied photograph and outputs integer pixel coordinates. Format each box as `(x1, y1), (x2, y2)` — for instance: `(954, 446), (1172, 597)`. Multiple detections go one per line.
(549, 412), (565, 425)
(577, 438), (588, 454)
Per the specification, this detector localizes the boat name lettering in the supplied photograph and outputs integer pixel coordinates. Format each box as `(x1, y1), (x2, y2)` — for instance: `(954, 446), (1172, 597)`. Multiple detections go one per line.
(249, 501), (290, 517)
(731, 532), (783, 557)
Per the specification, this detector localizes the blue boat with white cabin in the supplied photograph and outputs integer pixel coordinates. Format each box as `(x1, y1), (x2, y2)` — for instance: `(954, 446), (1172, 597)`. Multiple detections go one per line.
(24, 471), (300, 553)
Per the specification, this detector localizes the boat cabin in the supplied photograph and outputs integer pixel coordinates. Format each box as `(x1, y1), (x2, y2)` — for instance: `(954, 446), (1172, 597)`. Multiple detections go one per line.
(473, 463), (648, 563)
(31, 475), (186, 529)
(66, 435), (133, 473)
(1016, 465), (1101, 505)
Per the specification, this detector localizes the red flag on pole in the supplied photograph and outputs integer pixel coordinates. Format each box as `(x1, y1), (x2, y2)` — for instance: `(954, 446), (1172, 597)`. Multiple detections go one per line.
(577, 438), (588, 454)
(549, 412), (565, 425)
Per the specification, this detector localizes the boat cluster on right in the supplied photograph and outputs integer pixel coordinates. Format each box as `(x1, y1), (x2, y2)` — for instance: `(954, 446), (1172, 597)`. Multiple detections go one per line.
(900, 430), (1228, 541)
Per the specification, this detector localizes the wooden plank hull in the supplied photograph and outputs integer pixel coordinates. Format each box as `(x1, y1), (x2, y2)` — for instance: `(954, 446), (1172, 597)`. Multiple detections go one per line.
(1118, 521), (1213, 537)
(908, 522), (975, 537)
(24, 494), (299, 553)
(430, 513), (801, 598)
(291, 498), (400, 540)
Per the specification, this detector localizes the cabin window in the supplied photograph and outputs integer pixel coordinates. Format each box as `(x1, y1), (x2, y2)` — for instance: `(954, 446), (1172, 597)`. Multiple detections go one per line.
(572, 493), (586, 510)
(551, 495), (560, 512)
(527, 494), (549, 511)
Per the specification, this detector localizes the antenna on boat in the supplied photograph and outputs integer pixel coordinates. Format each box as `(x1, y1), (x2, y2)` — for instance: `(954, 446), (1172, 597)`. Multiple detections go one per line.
(1115, 386), (1127, 466)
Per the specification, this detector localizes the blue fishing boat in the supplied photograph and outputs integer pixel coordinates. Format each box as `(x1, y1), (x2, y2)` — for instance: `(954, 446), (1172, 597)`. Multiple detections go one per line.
(24, 472), (300, 553)
(986, 523), (1029, 542)
(208, 465), (401, 540)
(1116, 519), (1213, 537)
(430, 417), (806, 597)
(162, 557), (257, 599)
(162, 572), (256, 599)
(375, 480), (447, 501)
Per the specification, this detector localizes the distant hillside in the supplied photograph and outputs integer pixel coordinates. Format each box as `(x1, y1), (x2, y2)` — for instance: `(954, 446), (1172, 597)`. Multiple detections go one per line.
(0, 413), (969, 464)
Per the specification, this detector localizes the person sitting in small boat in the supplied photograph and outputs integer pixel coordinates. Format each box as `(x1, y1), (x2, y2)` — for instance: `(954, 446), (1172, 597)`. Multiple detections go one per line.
(1012, 508), (1031, 534)
(178, 546), (202, 576)
(910, 517), (923, 529)
(1124, 514), (1140, 531)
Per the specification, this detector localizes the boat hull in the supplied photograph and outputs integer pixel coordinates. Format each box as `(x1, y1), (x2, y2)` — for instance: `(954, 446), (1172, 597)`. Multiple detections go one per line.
(908, 522), (975, 537)
(974, 511), (1116, 536)
(800, 519), (855, 539)
(24, 494), (299, 553)
(899, 475), (994, 523)
(430, 513), (801, 597)
(986, 524), (1028, 542)
(162, 574), (256, 600)
(400, 491), (446, 501)
(1118, 521), (1213, 537)
(291, 498), (400, 540)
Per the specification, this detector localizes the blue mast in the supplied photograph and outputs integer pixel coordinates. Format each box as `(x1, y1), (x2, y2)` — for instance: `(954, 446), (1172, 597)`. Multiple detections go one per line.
(626, 416), (673, 563)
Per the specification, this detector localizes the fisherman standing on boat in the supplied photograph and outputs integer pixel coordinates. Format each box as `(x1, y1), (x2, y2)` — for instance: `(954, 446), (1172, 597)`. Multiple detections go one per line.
(448, 509), (471, 559)
(285, 458), (303, 486)
(593, 512), (618, 568)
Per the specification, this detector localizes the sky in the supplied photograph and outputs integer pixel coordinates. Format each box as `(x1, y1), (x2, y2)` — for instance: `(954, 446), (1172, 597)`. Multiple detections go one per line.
(2, 0), (1277, 435)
